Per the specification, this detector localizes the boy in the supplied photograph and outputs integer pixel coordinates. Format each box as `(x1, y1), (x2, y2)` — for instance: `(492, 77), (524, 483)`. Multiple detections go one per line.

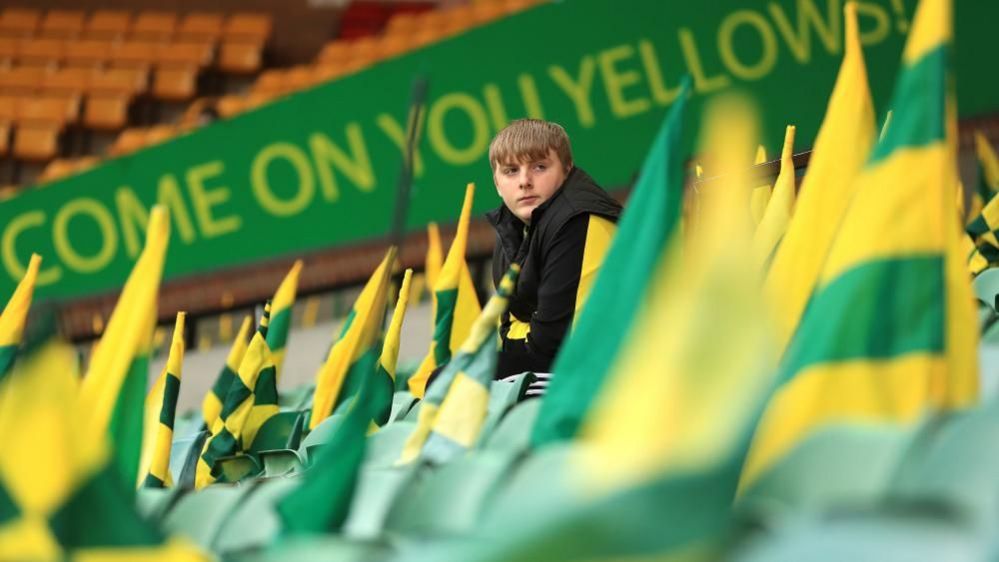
(486, 119), (621, 380)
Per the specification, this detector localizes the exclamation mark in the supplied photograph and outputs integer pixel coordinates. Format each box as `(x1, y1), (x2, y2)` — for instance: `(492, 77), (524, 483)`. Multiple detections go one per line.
(890, 0), (910, 34)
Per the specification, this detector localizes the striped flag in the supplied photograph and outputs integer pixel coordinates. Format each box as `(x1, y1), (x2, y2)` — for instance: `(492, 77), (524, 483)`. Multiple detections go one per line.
(78, 206), (169, 490)
(420, 265), (520, 464)
(764, 2), (876, 357)
(426, 222), (443, 296)
(139, 312), (186, 488)
(749, 145), (770, 226)
(0, 253), (41, 380)
(202, 315), (252, 430)
(196, 303), (275, 489)
(267, 260), (303, 380)
(407, 184), (482, 398)
(753, 124), (797, 267)
(966, 132), (999, 221)
(740, 0), (979, 490)
(374, 268), (414, 425)
(309, 247), (396, 430)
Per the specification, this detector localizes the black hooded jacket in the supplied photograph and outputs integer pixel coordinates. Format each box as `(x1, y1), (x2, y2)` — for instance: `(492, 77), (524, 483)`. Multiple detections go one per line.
(486, 167), (622, 379)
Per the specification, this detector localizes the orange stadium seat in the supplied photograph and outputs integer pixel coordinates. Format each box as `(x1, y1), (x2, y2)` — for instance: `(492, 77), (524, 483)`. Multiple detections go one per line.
(16, 96), (73, 126)
(316, 40), (350, 65)
(0, 38), (16, 67)
(378, 35), (411, 60)
(13, 124), (61, 161)
(285, 66), (313, 92)
(17, 39), (65, 69)
(218, 41), (263, 74)
(110, 41), (158, 70)
(0, 67), (45, 95)
(63, 39), (112, 69)
(223, 13), (272, 42)
(0, 120), (9, 156)
(109, 127), (147, 156)
(144, 124), (175, 146)
(252, 69), (285, 96)
(0, 95), (16, 120)
(83, 93), (130, 131)
(385, 13), (419, 35)
(40, 155), (99, 182)
(85, 10), (131, 41)
(89, 68), (146, 96)
(152, 66), (198, 101)
(216, 94), (245, 118)
(441, 5), (476, 36)
(311, 63), (345, 85)
(39, 10), (85, 39)
(157, 41), (213, 69)
(42, 67), (94, 97)
(131, 11), (178, 41)
(178, 12), (224, 42)
(0, 9), (40, 38)
(472, 1), (507, 24)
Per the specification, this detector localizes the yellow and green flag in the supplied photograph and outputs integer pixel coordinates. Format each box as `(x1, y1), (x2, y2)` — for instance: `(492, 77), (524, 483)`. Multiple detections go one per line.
(426, 221), (443, 297)
(310, 247), (396, 430)
(267, 259), (303, 380)
(202, 315), (252, 430)
(966, 132), (999, 221)
(407, 183), (482, 398)
(139, 312), (186, 489)
(0, 253), (41, 380)
(78, 206), (169, 490)
(740, 0), (978, 490)
(753, 124), (797, 267)
(373, 268), (413, 425)
(764, 2), (877, 357)
(749, 145), (770, 226)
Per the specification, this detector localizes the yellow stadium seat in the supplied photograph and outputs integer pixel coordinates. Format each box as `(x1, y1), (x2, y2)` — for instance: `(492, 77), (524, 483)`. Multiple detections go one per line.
(218, 41), (262, 74)
(13, 123), (61, 162)
(89, 68), (146, 96)
(178, 12), (224, 42)
(0, 9), (40, 38)
(63, 39), (112, 69)
(39, 10), (85, 39)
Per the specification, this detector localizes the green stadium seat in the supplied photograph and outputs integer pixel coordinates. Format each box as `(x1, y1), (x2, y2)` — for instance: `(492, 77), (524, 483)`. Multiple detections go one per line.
(300, 413), (345, 461)
(342, 463), (420, 539)
(973, 269), (999, 311)
(229, 535), (391, 562)
(481, 443), (582, 532)
(476, 373), (533, 446)
(214, 478), (300, 553)
(135, 487), (178, 521)
(363, 421), (416, 468)
(176, 430), (209, 490)
(162, 484), (256, 550)
(278, 384), (315, 409)
(172, 411), (206, 440)
(383, 449), (520, 536)
(260, 450), (305, 478)
(216, 454), (263, 483)
(480, 397), (542, 452)
(388, 391), (418, 423)
(249, 411), (306, 454)
(168, 434), (201, 485)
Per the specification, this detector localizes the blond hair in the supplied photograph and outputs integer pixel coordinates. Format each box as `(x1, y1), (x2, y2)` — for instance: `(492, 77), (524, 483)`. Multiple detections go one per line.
(488, 119), (573, 171)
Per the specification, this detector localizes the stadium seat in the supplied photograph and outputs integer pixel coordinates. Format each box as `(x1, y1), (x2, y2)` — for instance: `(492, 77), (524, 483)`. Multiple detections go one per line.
(0, 95), (16, 121)
(0, 8), (40, 38)
(364, 421), (416, 468)
(16, 38), (65, 69)
(177, 12), (224, 42)
(388, 391), (418, 423)
(0, 67), (44, 95)
(145, 123), (176, 146)
(213, 478), (300, 553)
(131, 11), (178, 41)
(476, 373), (534, 446)
(481, 443), (582, 531)
(316, 40), (351, 65)
(84, 93), (130, 131)
(479, 396), (542, 452)
(13, 123), (61, 161)
(176, 430), (210, 490)
(110, 41), (158, 71)
(223, 13), (273, 43)
(218, 41), (263, 75)
(41, 68), (93, 97)
(216, 454), (263, 483)
(152, 66), (198, 101)
(252, 69), (286, 96)
(162, 484), (257, 550)
(135, 487), (178, 520)
(63, 39), (112, 69)
(472, 1), (508, 24)
(300, 413), (345, 461)
(342, 463), (420, 539)
(278, 384), (316, 410)
(973, 269), (999, 311)
(216, 94), (246, 118)
(0, 38), (15, 66)
(84, 10), (131, 41)
(108, 127), (148, 156)
(39, 10), (85, 39)
(249, 411), (306, 454)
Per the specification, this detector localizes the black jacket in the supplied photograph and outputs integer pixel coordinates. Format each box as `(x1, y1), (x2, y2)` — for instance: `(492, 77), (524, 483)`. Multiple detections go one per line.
(486, 167), (621, 379)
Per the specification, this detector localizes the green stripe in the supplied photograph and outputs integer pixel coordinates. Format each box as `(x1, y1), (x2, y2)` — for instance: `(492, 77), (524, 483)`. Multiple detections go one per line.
(977, 162), (995, 204)
(338, 309), (357, 339)
(253, 366), (278, 405)
(49, 465), (163, 547)
(211, 365), (237, 402)
(967, 214), (990, 239)
(869, 46), (947, 164)
(372, 363), (395, 425)
(266, 307), (292, 353)
(421, 430), (466, 463)
(432, 288), (459, 366)
(333, 346), (380, 414)
(0, 345), (16, 382)
(159, 373), (180, 428)
(220, 379), (252, 419)
(780, 255), (945, 384)
(0, 479), (19, 525)
(108, 356), (148, 494)
(142, 473), (165, 489)
(201, 427), (238, 477)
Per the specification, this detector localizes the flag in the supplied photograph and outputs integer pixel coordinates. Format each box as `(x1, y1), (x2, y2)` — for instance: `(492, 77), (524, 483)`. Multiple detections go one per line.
(0, 253), (41, 380)
(139, 312), (186, 489)
(266, 260), (303, 381)
(407, 184), (482, 399)
(764, 2), (876, 357)
(373, 268), (414, 426)
(195, 302), (275, 489)
(420, 265), (520, 464)
(749, 145), (770, 226)
(966, 132), (999, 221)
(740, 0), (978, 491)
(310, 247), (397, 430)
(202, 315), (252, 430)
(78, 206), (169, 490)
(0, 335), (205, 560)
(531, 78), (690, 446)
(426, 222), (443, 296)
(753, 124), (797, 267)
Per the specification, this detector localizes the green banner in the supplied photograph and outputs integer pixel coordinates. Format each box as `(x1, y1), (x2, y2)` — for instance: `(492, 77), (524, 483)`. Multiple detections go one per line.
(2, 0), (996, 301)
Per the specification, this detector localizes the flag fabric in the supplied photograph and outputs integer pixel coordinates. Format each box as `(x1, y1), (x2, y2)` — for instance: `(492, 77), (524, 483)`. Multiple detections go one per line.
(309, 247), (396, 430)
(373, 268), (414, 425)
(531, 79), (690, 447)
(407, 184), (482, 399)
(962, 233), (989, 276)
(77, 206), (169, 490)
(966, 132), (999, 221)
(202, 315), (252, 430)
(419, 265), (520, 464)
(764, 2), (876, 357)
(0, 253), (41, 380)
(752, 124), (797, 267)
(139, 312), (186, 489)
(426, 222), (443, 297)
(749, 145), (770, 226)
(740, 0), (978, 490)
(267, 260), (303, 380)
(195, 303), (275, 489)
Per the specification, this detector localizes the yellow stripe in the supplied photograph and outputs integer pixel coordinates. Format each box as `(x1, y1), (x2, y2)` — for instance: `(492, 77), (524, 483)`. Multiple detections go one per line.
(752, 125), (796, 265)
(902, 0), (950, 64)
(380, 269), (413, 380)
(71, 537), (208, 561)
(139, 313), (186, 488)
(398, 403), (438, 464)
(0, 253), (41, 347)
(449, 264), (481, 351)
(943, 173), (980, 408)
(740, 353), (944, 490)
(976, 132), (999, 190)
(425, 222), (443, 292)
(574, 215), (616, 323)
(0, 517), (60, 561)
(430, 372), (490, 448)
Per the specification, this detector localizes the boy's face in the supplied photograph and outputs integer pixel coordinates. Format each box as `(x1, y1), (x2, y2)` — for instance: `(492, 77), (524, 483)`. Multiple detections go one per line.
(493, 149), (570, 224)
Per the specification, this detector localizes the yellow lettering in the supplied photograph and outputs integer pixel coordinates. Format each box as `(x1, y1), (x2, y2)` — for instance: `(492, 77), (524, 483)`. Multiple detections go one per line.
(768, 0), (841, 63)
(638, 39), (682, 106)
(377, 113), (425, 177)
(309, 124), (376, 200)
(598, 45), (651, 119)
(1, 211), (61, 285)
(718, 10), (779, 81)
(549, 56), (597, 127)
(482, 83), (509, 131)
(678, 28), (731, 94)
(53, 198), (117, 274)
(251, 142), (316, 217)
(854, 2), (890, 46)
(517, 74), (546, 119)
(116, 177), (197, 258)
(186, 161), (241, 239)
(427, 92), (492, 166)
